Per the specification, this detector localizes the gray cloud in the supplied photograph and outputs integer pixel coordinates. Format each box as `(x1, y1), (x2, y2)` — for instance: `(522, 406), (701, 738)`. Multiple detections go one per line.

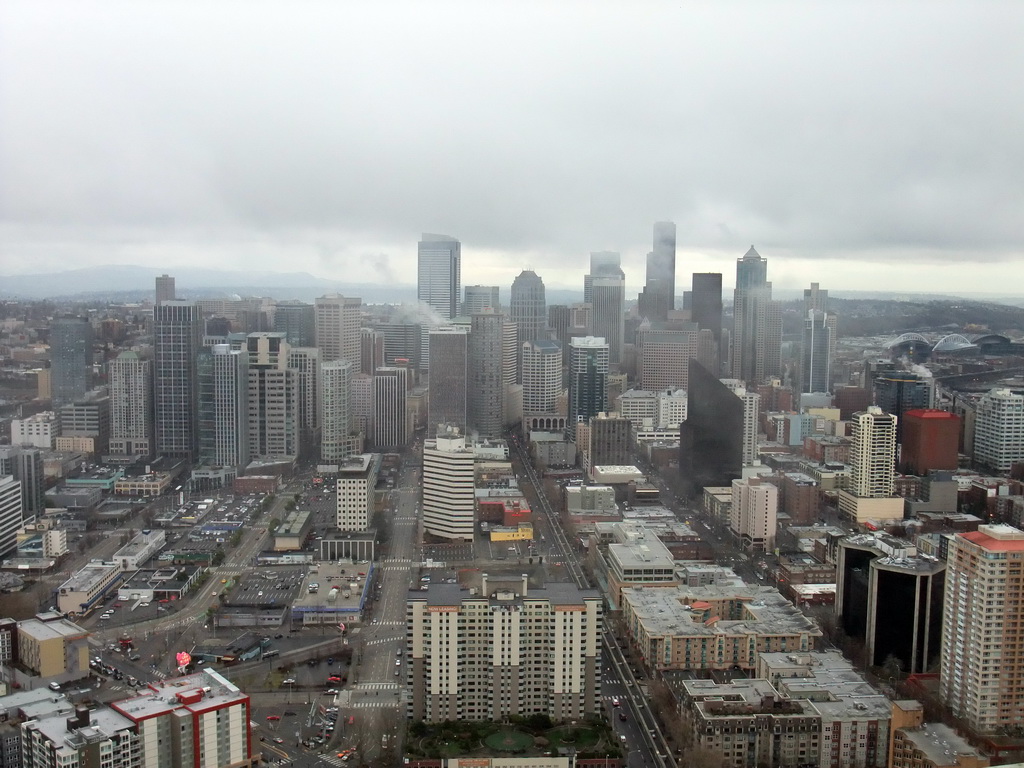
(1, 0), (1022, 294)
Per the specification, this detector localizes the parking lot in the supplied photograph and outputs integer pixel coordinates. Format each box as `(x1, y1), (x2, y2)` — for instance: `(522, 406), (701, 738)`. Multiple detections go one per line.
(225, 568), (307, 608)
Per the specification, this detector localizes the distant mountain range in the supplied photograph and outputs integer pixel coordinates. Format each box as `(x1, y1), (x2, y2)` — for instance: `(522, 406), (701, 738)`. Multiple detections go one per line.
(2, 264), (1023, 311)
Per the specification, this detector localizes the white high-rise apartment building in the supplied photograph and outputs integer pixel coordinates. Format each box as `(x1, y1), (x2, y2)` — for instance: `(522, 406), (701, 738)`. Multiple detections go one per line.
(407, 577), (602, 723)
(422, 428), (475, 540)
(521, 339), (562, 415)
(336, 453), (380, 531)
(314, 294), (362, 365)
(108, 351), (153, 458)
(245, 333), (298, 460)
(320, 360), (355, 463)
(849, 407), (897, 497)
(974, 388), (1024, 473)
(417, 234), (461, 371)
(940, 524), (1024, 734)
(730, 477), (778, 553)
(722, 379), (760, 466)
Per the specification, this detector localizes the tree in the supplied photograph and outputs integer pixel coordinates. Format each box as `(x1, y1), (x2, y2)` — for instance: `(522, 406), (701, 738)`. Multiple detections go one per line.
(211, 547), (225, 566)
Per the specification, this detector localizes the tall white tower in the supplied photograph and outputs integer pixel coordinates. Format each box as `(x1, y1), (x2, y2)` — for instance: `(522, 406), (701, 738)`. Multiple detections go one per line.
(422, 427), (476, 540)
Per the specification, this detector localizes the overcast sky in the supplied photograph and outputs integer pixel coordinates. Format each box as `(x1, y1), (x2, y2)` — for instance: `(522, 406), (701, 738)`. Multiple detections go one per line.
(2, 0), (1022, 295)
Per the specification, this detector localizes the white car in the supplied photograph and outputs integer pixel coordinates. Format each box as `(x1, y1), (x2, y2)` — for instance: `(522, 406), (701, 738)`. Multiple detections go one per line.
(282, 678), (296, 685)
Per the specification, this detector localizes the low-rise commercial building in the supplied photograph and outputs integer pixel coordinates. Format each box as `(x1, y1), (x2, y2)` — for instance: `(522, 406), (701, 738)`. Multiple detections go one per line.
(112, 529), (166, 571)
(56, 561), (123, 615)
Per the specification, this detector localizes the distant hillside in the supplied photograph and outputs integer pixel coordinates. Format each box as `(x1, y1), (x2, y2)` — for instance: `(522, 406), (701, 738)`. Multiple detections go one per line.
(778, 297), (1024, 338)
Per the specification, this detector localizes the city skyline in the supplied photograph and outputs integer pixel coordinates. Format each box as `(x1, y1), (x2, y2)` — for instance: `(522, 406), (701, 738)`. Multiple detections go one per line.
(2, 2), (1023, 296)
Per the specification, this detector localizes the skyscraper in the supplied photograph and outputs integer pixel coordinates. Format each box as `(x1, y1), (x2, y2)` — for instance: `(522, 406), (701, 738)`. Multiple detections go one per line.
(691, 272), (723, 348)
(680, 360), (745, 497)
(154, 301), (201, 461)
(731, 247), (781, 384)
(521, 339), (562, 416)
(197, 344), (249, 470)
(320, 360), (355, 462)
(373, 366), (408, 449)
(0, 446), (44, 522)
(568, 336), (609, 439)
(274, 300), (316, 347)
(422, 427), (476, 540)
(314, 294), (362, 365)
(974, 388), (1024, 473)
(50, 316), (93, 407)
(427, 327), (468, 433)
(510, 270), (547, 346)
(591, 276), (625, 366)
(849, 407), (897, 497)
(287, 346), (320, 457)
(245, 332), (298, 460)
(872, 373), (934, 442)
(638, 221), (676, 322)
(730, 477), (778, 553)
(468, 313), (506, 439)
(360, 328), (385, 375)
(418, 234), (461, 371)
(584, 251), (623, 305)
(108, 351), (153, 458)
(636, 325), (699, 391)
(800, 310), (832, 394)
(0, 475), (22, 559)
(463, 285), (500, 315)
(940, 524), (1024, 734)
(154, 273), (175, 305)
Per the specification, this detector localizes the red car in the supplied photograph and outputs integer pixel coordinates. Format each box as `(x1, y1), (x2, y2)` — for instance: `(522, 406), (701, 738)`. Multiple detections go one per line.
(266, 715), (281, 721)
(327, 676), (341, 683)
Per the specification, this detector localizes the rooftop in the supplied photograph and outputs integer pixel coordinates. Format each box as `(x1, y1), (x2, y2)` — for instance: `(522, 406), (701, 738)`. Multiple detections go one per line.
(962, 523), (1024, 551)
(29, 707), (135, 748)
(112, 668), (247, 720)
(622, 585), (821, 638)
(898, 722), (986, 765)
(59, 561), (119, 593)
(17, 617), (88, 642)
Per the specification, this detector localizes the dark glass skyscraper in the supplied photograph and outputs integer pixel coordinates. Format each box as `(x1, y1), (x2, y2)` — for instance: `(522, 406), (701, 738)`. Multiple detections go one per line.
(274, 301), (316, 347)
(50, 315), (93, 407)
(154, 301), (202, 461)
(679, 359), (744, 497)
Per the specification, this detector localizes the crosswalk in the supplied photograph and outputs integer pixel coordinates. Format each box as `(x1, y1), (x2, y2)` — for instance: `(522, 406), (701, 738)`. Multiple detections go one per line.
(352, 682), (399, 691)
(363, 635), (402, 647)
(345, 699), (401, 709)
(321, 755), (347, 766)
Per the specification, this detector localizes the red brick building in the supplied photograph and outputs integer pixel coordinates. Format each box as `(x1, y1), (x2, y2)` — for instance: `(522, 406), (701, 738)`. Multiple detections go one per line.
(900, 409), (960, 475)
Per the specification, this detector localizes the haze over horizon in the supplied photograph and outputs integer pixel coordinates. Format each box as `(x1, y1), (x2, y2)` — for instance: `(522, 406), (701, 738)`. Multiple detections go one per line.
(2, 1), (1023, 294)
